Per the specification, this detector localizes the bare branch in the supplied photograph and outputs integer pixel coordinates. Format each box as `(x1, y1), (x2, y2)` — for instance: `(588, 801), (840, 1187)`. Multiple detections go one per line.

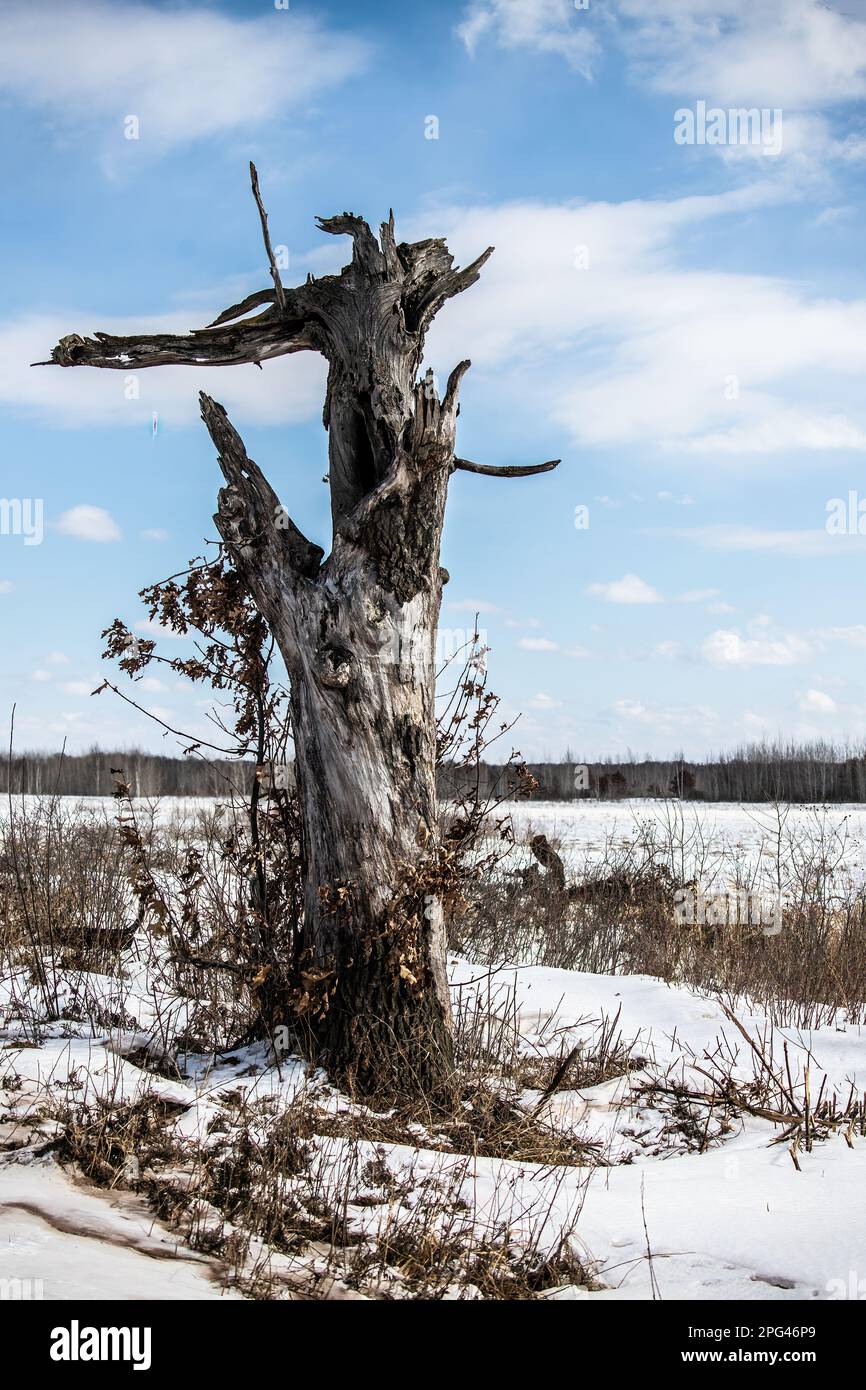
(436, 245), (495, 301)
(39, 316), (316, 370)
(453, 457), (560, 479)
(200, 393), (323, 583)
(207, 288), (276, 328)
(94, 680), (237, 755)
(249, 161), (287, 315)
(36, 212), (491, 380)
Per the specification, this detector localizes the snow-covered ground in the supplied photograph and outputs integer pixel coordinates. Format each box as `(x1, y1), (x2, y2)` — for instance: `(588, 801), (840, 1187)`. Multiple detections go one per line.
(0, 1164), (244, 1300)
(3, 958), (865, 1300)
(451, 962), (866, 1300)
(5, 793), (864, 886)
(507, 798), (866, 889)
(2, 794), (866, 1300)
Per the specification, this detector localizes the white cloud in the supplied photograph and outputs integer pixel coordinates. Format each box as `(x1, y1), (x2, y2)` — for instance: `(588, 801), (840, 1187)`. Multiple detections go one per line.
(588, 574), (662, 604)
(144, 705), (176, 725)
(613, 699), (648, 721)
(0, 1), (369, 156)
(32, 670), (52, 683)
(800, 688), (837, 713)
(450, 0), (866, 249)
(418, 189), (866, 457)
(712, 112), (866, 179)
(666, 526), (866, 557)
(819, 626), (866, 649)
(13, 187), (866, 453)
(448, 598), (501, 614)
(47, 651), (69, 665)
(611, 697), (717, 733)
(813, 205), (855, 228)
(134, 618), (188, 640)
(677, 588), (719, 603)
(61, 681), (94, 696)
(56, 505), (121, 542)
(141, 528), (168, 542)
(456, 0), (599, 76)
(518, 637), (559, 652)
(681, 413), (866, 454)
(456, 0), (866, 167)
(0, 580), (13, 594)
(701, 628), (811, 667)
(528, 691), (562, 709)
(615, 0), (866, 111)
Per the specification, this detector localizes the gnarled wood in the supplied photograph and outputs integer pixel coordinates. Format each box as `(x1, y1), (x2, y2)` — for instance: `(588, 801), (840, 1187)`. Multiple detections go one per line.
(454, 457), (560, 478)
(41, 173), (559, 1099)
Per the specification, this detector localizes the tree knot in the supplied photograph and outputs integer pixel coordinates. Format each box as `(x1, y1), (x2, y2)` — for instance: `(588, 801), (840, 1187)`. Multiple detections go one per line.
(316, 643), (357, 690)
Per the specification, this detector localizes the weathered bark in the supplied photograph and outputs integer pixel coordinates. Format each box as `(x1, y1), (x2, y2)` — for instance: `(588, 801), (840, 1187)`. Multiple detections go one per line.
(198, 372), (460, 1095)
(42, 171), (559, 1098)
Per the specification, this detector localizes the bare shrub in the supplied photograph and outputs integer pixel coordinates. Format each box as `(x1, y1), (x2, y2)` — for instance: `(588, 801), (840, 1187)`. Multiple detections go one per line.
(0, 796), (133, 1019)
(454, 800), (866, 1029)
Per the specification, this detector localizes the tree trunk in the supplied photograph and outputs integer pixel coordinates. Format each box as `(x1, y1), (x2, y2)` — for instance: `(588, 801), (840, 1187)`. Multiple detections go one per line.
(288, 580), (452, 1095)
(45, 182), (558, 1100)
(275, 373), (458, 1096)
(197, 218), (476, 1094)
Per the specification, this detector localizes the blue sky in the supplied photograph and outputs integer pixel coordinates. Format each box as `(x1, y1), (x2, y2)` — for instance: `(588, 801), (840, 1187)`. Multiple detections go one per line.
(1, 0), (866, 760)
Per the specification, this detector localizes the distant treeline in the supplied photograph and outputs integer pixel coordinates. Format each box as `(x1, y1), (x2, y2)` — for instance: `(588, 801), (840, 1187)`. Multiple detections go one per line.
(0, 750), (251, 799)
(443, 741), (866, 804)
(4, 741), (866, 804)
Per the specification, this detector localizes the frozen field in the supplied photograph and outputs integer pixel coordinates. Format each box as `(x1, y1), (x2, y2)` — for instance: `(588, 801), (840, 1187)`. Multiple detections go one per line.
(5, 794), (866, 885)
(505, 798), (866, 892)
(3, 961), (866, 1301)
(3, 792), (866, 1299)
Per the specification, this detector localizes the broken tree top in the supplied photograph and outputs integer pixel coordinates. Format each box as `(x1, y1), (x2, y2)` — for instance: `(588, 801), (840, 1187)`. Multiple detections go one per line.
(38, 163), (559, 494)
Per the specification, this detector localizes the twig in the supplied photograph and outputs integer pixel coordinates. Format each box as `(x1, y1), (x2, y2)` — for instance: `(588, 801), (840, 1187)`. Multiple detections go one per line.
(249, 162), (286, 314)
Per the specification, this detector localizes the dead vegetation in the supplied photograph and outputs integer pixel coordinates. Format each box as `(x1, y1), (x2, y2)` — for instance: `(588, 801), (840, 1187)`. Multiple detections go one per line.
(40, 979), (602, 1300)
(5, 781), (866, 1296)
(635, 1001), (866, 1164)
(454, 801), (866, 1031)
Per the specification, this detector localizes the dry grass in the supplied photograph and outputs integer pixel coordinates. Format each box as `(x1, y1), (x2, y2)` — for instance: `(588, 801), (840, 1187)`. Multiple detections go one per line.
(6, 786), (866, 1297)
(634, 1001), (866, 1163)
(454, 803), (866, 1030)
(48, 1064), (597, 1300)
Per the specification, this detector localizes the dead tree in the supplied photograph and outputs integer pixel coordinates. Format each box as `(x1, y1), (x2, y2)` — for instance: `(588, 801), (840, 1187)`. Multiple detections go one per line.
(525, 833), (567, 893)
(41, 165), (559, 1098)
